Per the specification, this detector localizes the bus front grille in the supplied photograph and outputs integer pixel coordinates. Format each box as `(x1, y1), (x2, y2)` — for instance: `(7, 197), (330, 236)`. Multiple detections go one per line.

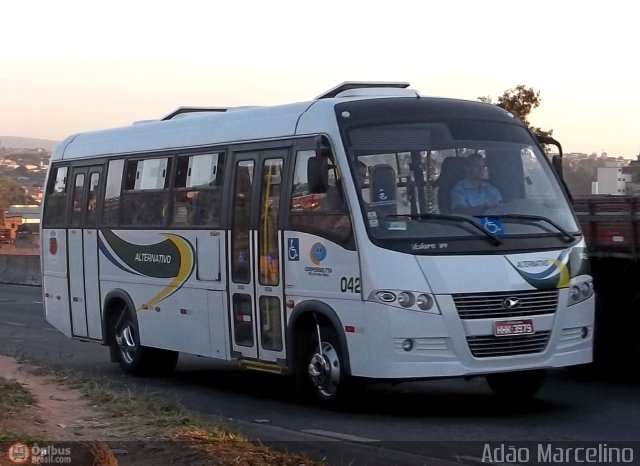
(467, 331), (551, 358)
(452, 290), (558, 320)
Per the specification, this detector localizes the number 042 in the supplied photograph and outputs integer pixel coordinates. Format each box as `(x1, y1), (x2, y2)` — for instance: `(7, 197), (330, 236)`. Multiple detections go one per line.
(340, 277), (361, 293)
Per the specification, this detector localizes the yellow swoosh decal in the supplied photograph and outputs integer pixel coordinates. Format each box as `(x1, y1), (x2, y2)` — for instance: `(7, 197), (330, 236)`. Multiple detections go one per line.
(138, 234), (194, 311)
(551, 258), (570, 288)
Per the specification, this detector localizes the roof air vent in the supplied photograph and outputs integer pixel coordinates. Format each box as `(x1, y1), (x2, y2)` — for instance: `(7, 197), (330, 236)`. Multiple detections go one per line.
(161, 107), (228, 121)
(315, 81), (412, 100)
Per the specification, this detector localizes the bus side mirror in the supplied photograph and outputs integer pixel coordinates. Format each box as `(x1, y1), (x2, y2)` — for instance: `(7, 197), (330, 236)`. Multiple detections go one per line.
(536, 134), (564, 179)
(552, 154), (563, 179)
(307, 155), (328, 193)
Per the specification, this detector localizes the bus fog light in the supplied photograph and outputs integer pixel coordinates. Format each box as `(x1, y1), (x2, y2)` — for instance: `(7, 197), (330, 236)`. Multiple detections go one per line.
(581, 327), (589, 339)
(402, 339), (414, 351)
(416, 294), (434, 311)
(398, 292), (414, 308)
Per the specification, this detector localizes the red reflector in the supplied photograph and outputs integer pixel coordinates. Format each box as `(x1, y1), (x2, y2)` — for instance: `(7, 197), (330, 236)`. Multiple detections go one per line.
(345, 325), (355, 333)
(180, 308), (187, 315)
(49, 237), (58, 255)
(286, 300), (295, 309)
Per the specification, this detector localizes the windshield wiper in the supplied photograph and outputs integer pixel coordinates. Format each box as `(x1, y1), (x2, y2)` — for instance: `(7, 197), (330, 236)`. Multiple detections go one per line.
(385, 213), (502, 246)
(498, 214), (575, 243)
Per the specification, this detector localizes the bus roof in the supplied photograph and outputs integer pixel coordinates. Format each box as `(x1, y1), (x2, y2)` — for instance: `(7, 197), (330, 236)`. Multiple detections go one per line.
(54, 100), (316, 160)
(50, 82), (507, 161)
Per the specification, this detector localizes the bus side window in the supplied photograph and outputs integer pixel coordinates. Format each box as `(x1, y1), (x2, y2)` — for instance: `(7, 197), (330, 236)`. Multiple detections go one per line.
(102, 159), (124, 226)
(70, 173), (85, 228)
(486, 149), (525, 203)
(289, 149), (353, 247)
(85, 172), (100, 228)
(120, 158), (172, 227)
(43, 165), (69, 227)
(172, 152), (225, 227)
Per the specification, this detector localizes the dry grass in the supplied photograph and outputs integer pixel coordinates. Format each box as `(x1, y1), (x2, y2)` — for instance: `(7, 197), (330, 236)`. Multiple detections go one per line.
(0, 376), (39, 442)
(19, 361), (326, 466)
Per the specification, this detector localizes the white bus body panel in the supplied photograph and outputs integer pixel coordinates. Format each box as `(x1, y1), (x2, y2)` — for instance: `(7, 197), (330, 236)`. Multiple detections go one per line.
(283, 231), (361, 301)
(41, 228), (72, 337)
(68, 228), (88, 337)
(83, 229), (102, 340)
(98, 229), (229, 359)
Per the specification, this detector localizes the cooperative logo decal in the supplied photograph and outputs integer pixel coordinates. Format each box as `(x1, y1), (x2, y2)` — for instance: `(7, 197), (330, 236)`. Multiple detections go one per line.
(510, 250), (570, 289)
(309, 242), (327, 265)
(99, 230), (195, 309)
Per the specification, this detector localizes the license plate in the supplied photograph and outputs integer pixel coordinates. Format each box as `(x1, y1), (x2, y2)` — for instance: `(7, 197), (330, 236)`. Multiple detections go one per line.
(494, 319), (534, 337)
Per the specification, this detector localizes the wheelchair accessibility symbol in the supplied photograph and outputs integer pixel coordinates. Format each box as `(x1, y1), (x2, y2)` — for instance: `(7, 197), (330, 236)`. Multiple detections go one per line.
(288, 238), (300, 261)
(479, 216), (505, 236)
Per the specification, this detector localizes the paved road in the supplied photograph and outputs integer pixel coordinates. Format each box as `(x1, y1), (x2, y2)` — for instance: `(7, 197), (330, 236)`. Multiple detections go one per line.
(2, 284), (640, 465)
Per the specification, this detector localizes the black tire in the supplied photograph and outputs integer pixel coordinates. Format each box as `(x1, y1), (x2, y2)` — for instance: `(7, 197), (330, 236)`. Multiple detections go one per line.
(111, 306), (178, 377)
(296, 326), (349, 407)
(486, 369), (546, 400)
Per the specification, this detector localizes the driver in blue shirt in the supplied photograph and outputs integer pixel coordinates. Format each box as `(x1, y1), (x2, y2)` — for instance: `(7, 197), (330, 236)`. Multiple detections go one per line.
(451, 153), (502, 215)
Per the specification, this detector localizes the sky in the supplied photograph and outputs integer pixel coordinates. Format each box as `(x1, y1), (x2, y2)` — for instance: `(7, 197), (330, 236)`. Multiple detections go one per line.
(2, 0), (639, 158)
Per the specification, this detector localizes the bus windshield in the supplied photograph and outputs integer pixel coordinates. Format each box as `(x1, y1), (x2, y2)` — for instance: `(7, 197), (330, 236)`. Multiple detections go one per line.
(343, 120), (578, 249)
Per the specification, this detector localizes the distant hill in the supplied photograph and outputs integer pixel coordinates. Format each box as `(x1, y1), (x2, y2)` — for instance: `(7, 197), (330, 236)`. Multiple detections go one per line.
(0, 136), (59, 152)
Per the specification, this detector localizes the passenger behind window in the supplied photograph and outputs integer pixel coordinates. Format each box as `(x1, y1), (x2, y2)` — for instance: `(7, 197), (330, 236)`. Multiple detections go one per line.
(321, 175), (347, 212)
(319, 164), (352, 239)
(192, 189), (220, 226)
(131, 195), (166, 226)
(173, 191), (191, 225)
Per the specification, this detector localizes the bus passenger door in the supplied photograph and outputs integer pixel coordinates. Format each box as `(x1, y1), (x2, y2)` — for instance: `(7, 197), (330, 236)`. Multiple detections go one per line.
(67, 165), (103, 339)
(228, 151), (287, 363)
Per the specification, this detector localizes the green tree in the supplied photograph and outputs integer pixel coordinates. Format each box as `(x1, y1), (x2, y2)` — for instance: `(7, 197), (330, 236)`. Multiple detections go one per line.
(0, 178), (30, 210)
(479, 85), (552, 138)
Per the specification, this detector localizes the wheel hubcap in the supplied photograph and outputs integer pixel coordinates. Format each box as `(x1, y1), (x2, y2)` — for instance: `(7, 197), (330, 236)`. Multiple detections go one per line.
(116, 324), (136, 364)
(307, 342), (340, 398)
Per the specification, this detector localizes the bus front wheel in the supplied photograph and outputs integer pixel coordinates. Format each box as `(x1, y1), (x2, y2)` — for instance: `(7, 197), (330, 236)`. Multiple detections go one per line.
(486, 369), (546, 399)
(111, 306), (178, 376)
(297, 326), (348, 406)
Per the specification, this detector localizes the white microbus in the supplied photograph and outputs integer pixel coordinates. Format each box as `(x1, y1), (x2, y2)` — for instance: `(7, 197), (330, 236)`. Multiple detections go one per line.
(41, 82), (594, 405)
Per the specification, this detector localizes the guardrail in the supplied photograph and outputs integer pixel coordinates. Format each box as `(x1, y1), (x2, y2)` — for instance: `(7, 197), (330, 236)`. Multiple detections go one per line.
(0, 248), (41, 286)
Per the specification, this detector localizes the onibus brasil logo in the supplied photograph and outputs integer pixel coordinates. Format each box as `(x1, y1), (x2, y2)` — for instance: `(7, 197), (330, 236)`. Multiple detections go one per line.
(7, 442), (72, 464)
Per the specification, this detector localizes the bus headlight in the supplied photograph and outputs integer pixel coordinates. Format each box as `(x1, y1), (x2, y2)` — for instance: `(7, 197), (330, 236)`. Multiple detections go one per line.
(579, 281), (593, 298)
(416, 294), (434, 311)
(370, 290), (440, 314)
(397, 292), (415, 308)
(568, 280), (594, 306)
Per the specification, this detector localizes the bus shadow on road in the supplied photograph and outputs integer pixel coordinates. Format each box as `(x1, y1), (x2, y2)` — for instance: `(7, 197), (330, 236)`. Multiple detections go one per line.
(168, 364), (562, 418)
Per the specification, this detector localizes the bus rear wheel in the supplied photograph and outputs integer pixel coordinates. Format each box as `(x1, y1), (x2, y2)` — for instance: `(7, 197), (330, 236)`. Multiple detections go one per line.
(297, 326), (348, 406)
(486, 369), (546, 399)
(111, 306), (178, 376)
